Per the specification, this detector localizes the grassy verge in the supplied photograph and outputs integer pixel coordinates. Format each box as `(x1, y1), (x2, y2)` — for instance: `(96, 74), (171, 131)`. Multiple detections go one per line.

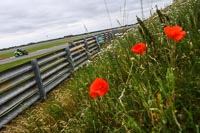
(2, 0), (200, 132)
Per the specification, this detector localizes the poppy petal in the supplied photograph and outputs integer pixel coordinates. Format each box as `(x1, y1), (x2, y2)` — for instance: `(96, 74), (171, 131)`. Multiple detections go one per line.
(89, 91), (99, 98)
(173, 31), (186, 42)
(131, 43), (147, 54)
(89, 78), (109, 98)
(164, 25), (186, 42)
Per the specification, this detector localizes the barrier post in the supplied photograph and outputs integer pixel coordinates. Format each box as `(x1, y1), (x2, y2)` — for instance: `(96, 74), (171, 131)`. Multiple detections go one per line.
(31, 59), (46, 101)
(65, 45), (75, 73)
(95, 36), (101, 52)
(84, 38), (91, 60)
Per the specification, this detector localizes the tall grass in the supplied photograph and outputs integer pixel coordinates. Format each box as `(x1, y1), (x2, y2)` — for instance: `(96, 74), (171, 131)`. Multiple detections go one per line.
(2, 0), (200, 132)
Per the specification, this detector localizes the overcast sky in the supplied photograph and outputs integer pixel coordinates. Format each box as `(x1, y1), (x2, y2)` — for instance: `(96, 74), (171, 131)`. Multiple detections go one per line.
(0, 0), (172, 49)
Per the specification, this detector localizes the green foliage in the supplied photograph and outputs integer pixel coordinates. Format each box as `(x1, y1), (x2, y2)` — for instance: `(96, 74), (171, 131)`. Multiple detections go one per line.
(2, 0), (200, 132)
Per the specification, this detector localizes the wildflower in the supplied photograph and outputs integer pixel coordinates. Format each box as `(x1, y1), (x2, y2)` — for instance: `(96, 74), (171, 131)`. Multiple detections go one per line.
(164, 25), (186, 42)
(89, 78), (109, 98)
(130, 57), (136, 61)
(131, 43), (147, 54)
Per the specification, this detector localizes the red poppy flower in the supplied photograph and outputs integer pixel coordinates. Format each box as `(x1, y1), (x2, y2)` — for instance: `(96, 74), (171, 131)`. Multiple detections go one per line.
(89, 78), (109, 98)
(164, 25), (186, 42)
(131, 43), (147, 55)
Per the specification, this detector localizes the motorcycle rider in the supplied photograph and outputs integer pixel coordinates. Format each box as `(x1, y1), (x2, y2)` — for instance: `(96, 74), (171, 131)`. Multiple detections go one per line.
(14, 49), (23, 57)
(14, 49), (28, 57)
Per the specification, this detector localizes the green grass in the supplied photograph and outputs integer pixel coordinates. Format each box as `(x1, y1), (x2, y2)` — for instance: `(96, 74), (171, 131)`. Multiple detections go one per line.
(2, 0), (200, 132)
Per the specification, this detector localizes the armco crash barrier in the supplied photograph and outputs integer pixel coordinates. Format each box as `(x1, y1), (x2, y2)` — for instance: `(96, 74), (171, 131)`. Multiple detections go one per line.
(0, 31), (118, 129)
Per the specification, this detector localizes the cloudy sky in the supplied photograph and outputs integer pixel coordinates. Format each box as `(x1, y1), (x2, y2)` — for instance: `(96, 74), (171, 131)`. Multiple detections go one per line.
(0, 0), (172, 49)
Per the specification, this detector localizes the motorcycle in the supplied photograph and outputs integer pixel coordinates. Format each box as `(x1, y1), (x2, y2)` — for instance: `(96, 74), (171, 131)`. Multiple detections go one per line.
(14, 49), (28, 57)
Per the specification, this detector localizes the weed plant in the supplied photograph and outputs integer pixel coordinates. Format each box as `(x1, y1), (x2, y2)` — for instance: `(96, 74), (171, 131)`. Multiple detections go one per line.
(2, 0), (200, 132)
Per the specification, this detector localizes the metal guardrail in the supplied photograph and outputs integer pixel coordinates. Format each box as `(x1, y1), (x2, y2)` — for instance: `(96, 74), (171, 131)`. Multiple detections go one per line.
(0, 31), (119, 128)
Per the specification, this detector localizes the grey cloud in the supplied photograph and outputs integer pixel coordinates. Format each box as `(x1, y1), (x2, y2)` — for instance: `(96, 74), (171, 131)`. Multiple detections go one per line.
(0, 0), (107, 34)
(0, 0), (171, 49)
